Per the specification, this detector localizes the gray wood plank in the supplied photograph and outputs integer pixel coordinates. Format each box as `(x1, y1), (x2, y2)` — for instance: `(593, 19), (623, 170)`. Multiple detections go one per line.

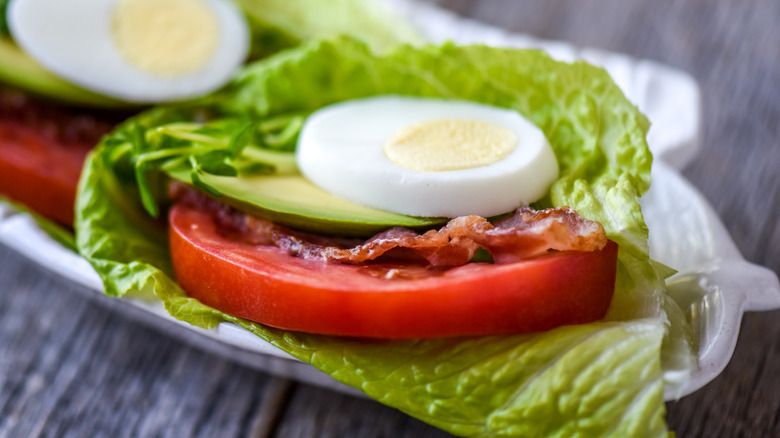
(0, 246), (276, 438)
(275, 384), (451, 438)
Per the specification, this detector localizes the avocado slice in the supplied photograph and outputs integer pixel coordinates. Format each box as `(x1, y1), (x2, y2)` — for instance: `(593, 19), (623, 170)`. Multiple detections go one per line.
(166, 165), (448, 238)
(0, 37), (128, 108)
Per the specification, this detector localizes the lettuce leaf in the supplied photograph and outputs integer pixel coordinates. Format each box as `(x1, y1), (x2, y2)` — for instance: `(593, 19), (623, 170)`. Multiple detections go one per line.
(235, 0), (421, 59)
(76, 37), (688, 437)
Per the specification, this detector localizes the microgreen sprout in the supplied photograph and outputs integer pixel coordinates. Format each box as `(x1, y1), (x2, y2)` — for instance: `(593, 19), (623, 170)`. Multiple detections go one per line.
(112, 113), (306, 217)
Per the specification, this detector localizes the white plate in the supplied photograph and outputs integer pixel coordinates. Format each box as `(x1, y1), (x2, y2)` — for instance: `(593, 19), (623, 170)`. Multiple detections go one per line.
(2, 0), (779, 401)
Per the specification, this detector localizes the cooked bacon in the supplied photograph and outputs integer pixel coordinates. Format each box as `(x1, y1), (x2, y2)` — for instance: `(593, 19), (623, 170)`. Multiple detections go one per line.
(270, 222), (483, 266)
(0, 88), (122, 146)
(170, 183), (608, 267)
(481, 207), (607, 263)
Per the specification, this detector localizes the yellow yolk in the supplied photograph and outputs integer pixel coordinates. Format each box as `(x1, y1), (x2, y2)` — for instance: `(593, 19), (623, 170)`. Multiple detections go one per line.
(383, 119), (518, 171)
(112, 0), (219, 77)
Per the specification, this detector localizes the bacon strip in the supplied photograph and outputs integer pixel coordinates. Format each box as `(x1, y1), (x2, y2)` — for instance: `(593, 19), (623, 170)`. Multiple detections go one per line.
(481, 207), (607, 263)
(171, 183), (607, 267)
(0, 88), (122, 146)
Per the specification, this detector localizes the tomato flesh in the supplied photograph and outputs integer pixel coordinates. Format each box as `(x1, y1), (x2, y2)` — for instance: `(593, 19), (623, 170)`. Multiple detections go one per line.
(0, 90), (120, 227)
(0, 121), (90, 226)
(169, 202), (619, 339)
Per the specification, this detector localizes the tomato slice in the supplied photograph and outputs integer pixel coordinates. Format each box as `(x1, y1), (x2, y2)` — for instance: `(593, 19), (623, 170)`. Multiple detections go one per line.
(0, 120), (90, 227)
(0, 91), (119, 227)
(169, 202), (619, 339)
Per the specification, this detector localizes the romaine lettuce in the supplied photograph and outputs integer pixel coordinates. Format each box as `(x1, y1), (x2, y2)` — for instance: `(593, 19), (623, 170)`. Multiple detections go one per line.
(76, 37), (691, 437)
(235, 0), (421, 59)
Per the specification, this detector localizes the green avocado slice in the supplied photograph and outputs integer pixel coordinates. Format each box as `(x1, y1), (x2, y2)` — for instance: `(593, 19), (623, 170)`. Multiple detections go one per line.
(0, 37), (128, 108)
(166, 168), (447, 237)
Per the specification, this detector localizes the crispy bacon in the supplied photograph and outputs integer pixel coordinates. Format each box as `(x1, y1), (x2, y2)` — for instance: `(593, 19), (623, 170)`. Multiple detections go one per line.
(170, 183), (607, 267)
(0, 88), (122, 146)
(481, 207), (607, 263)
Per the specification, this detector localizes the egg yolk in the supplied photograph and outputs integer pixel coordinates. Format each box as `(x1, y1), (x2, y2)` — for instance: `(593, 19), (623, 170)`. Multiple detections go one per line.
(383, 119), (517, 171)
(112, 0), (218, 77)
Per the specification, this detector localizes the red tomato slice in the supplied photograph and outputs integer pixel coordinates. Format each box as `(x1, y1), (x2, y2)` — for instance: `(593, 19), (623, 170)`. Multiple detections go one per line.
(169, 202), (619, 339)
(0, 90), (120, 227)
(0, 120), (90, 227)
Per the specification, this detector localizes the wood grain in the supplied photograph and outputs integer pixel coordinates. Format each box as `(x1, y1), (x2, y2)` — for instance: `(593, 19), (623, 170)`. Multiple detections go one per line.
(2, 0), (779, 437)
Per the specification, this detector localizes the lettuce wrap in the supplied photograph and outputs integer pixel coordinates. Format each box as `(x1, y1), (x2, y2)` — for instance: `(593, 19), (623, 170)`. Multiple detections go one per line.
(75, 37), (694, 437)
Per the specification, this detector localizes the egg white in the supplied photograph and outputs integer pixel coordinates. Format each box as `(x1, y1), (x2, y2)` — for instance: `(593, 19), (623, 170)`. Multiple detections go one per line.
(296, 96), (559, 218)
(7, 0), (249, 103)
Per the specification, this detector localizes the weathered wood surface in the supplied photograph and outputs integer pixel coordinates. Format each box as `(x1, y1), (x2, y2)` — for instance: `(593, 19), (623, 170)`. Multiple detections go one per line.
(2, 0), (779, 436)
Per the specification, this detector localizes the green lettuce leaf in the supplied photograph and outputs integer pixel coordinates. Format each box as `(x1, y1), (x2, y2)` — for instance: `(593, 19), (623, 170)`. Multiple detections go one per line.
(76, 37), (689, 437)
(236, 0), (421, 59)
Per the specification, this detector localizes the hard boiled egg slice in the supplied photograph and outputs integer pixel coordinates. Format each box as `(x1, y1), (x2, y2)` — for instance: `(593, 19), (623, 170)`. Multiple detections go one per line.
(6, 0), (249, 103)
(297, 96), (559, 218)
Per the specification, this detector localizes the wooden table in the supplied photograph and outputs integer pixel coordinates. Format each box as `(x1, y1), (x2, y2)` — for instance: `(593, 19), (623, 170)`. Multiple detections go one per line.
(2, 0), (779, 436)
